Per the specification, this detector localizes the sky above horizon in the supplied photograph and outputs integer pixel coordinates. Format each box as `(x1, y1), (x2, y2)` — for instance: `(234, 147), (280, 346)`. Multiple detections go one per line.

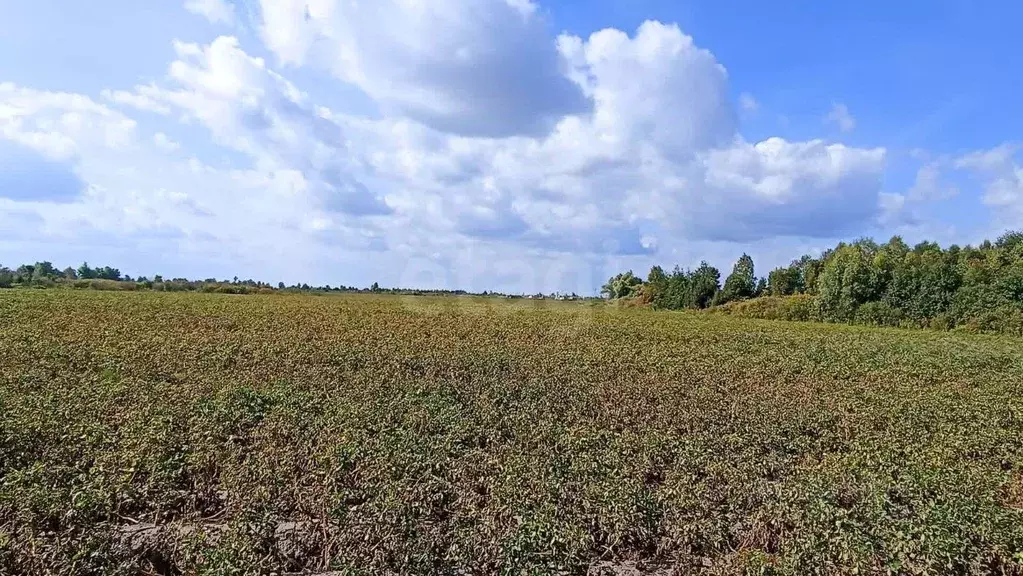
(1, 0), (1021, 294)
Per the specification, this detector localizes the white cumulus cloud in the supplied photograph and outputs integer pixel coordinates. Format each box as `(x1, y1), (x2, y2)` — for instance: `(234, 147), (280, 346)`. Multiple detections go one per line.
(256, 0), (589, 137)
(956, 145), (1023, 229)
(114, 36), (389, 216)
(1, 83), (137, 161)
(2, 4), (901, 290)
(184, 0), (236, 25)
(351, 21), (886, 248)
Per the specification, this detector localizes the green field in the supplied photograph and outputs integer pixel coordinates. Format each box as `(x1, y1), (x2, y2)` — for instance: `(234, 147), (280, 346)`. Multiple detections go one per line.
(2, 290), (1022, 575)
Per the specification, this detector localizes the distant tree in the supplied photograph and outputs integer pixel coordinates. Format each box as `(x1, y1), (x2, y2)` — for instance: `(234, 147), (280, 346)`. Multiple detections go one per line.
(78, 262), (97, 280)
(995, 261), (1023, 303)
(154, 274), (164, 283)
(62, 267), (78, 280)
(754, 277), (767, 297)
(278, 281), (285, 290)
(96, 266), (121, 281)
(797, 254), (825, 295)
(601, 271), (644, 300)
(768, 266), (801, 296)
(647, 265), (667, 286)
(993, 231), (1023, 270)
(30, 267), (50, 285)
(687, 262), (721, 309)
(14, 264), (34, 284)
(949, 283), (1004, 326)
(658, 266), (689, 310)
(912, 240), (942, 255)
(371, 282), (381, 292)
(883, 249), (960, 322)
(716, 254), (756, 305)
(646, 266), (669, 308)
(871, 236), (909, 295)
(817, 244), (877, 321)
(31, 262), (58, 283)
(0, 266), (12, 288)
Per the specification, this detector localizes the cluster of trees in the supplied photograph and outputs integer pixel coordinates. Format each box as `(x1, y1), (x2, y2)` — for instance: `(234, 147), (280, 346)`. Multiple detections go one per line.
(0, 261), (122, 287)
(801, 232), (1023, 331)
(603, 230), (1023, 334)
(0, 261), (308, 293)
(602, 254), (762, 310)
(10, 228), (1021, 334)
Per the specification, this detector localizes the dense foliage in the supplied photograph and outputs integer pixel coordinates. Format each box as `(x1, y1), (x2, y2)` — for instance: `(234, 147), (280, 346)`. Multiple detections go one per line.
(2, 291), (1023, 575)
(0, 260), (281, 293)
(605, 230), (1023, 334)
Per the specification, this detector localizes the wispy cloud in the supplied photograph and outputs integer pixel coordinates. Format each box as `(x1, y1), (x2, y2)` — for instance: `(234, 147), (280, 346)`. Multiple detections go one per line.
(826, 102), (856, 132)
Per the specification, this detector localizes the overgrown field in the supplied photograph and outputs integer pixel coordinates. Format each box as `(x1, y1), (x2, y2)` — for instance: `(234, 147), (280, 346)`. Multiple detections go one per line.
(2, 291), (1023, 575)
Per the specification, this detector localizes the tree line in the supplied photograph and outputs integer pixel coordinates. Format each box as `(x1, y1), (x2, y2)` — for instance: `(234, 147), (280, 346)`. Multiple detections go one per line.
(0, 261), (584, 299)
(6, 229), (1023, 334)
(602, 230), (1023, 334)
(0, 262), (413, 295)
(0, 261), (276, 293)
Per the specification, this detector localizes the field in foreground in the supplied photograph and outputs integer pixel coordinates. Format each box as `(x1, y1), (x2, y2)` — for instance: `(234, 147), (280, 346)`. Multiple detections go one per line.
(1, 291), (1023, 575)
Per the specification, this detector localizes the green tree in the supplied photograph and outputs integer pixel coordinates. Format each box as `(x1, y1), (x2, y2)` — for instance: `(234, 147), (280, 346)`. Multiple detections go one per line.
(14, 264), (34, 284)
(29, 261), (59, 286)
(31, 261), (58, 282)
(646, 266), (669, 308)
(817, 244), (877, 321)
(77, 262), (96, 280)
(0, 266), (12, 288)
(950, 284), (1007, 325)
(754, 277), (767, 297)
(872, 236), (909, 295)
(716, 254), (756, 305)
(95, 266), (121, 281)
(601, 271), (644, 300)
(655, 266), (691, 310)
(687, 262), (720, 309)
(884, 249), (960, 323)
(798, 254), (825, 294)
(995, 261), (1023, 303)
(995, 230), (1023, 252)
(768, 266), (801, 296)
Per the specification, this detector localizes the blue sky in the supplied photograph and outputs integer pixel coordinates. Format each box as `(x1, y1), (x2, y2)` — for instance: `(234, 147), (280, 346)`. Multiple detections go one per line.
(1, 0), (1021, 293)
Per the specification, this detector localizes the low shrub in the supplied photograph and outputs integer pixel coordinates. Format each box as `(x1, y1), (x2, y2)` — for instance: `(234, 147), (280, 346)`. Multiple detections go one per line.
(713, 294), (818, 322)
(854, 301), (904, 327)
(957, 305), (1023, 336)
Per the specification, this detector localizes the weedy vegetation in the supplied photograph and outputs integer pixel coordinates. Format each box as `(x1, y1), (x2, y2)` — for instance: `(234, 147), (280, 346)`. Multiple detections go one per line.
(2, 290), (1023, 575)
